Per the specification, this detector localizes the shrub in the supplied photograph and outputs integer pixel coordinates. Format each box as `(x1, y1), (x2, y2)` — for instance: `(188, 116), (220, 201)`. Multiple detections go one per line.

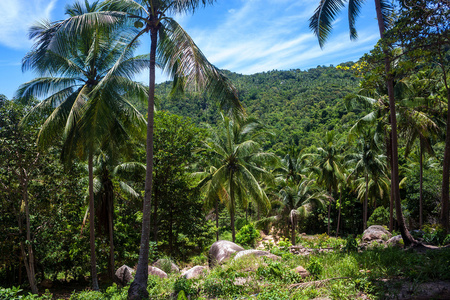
(306, 256), (323, 279)
(367, 207), (389, 227)
(235, 223), (260, 248)
(173, 277), (197, 296)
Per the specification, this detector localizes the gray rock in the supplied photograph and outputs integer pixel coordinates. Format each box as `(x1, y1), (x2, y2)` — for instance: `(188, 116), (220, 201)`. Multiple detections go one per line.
(148, 266), (168, 278)
(115, 265), (135, 285)
(153, 259), (180, 273)
(182, 265), (208, 279)
(387, 235), (403, 248)
(293, 266), (310, 278)
(233, 249), (281, 261)
(209, 240), (244, 267)
(362, 225), (392, 242)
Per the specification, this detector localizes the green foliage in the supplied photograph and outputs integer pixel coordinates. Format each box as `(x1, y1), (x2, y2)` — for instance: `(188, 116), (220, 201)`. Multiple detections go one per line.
(367, 207), (390, 227)
(306, 256), (323, 279)
(0, 286), (22, 300)
(343, 235), (359, 253)
(422, 225), (449, 246)
(173, 277), (197, 296)
(235, 223), (260, 248)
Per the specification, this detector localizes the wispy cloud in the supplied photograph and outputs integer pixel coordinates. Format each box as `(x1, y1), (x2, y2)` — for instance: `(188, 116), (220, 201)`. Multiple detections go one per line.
(0, 0), (57, 49)
(180, 0), (379, 75)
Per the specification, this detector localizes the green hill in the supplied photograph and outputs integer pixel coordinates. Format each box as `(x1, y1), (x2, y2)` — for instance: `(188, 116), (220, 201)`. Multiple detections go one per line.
(136, 64), (362, 154)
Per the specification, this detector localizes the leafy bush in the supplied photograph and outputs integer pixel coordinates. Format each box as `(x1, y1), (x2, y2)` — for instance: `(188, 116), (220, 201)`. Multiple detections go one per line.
(173, 277), (197, 296)
(306, 256), (323, 279)
(343, 235), (359, 253)
(0, 287), (52, 300)
(367, 207), (390, 227)
(423, 224), (448, 245)
(235, 223), (260, 248)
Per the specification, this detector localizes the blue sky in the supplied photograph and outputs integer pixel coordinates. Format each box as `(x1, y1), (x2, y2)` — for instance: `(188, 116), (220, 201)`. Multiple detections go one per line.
(0, 0), (380, 99)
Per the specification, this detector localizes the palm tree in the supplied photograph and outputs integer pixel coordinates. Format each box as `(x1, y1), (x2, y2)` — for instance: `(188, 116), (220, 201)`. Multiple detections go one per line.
(192, 165), (227, 242)
(397, 72), (441, 229)
(278, 178), (327, 244)
(311, 131), (344, 235)
(18, 1), (147, 290)
(52, 2), (245, 296)
(347, 130), (387, 230)
(199, 115), (276, 243)
(89, 151), (144, 278)
(310, 0), (417, 246)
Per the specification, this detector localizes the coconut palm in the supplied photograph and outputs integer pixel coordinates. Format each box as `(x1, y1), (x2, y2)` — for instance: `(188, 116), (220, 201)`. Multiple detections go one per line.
(17, 1), (147, 290)
(346, 130), (387, 230)
(397, 72), (441, 229)
(88, 151), (144, 278)
(199, 115), (276, 243)
(310, 0), (417, 246)
(278, 178), (327, 244)
(192, 165), (227, 242)
(52, 2), (244, 296)
(311, 131), (344, 235)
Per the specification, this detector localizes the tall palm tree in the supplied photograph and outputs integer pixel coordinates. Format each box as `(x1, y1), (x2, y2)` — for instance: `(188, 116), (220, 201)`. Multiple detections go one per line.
(310, 0), (417, 245)
(192, 165), (227, 242)
(18, 1), (147, 290)
(89, 151), (144, 278)
(397, 72), (441, 229)
(278, 178), (327, 244)
(311, 131), (344, 235)
(347, 130), (387, 230)
(51, 2), (245, 296)
(199, 115), (275, 243)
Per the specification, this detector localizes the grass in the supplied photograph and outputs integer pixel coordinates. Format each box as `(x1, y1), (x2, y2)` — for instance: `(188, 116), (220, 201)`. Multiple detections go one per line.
(4, 235), (450, 299)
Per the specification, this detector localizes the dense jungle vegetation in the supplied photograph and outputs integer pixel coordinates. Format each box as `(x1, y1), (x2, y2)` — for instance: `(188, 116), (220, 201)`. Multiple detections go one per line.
(0, 0), (449, 299)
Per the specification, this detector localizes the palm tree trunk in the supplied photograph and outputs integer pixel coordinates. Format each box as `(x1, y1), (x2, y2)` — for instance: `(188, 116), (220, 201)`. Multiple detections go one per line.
(128, 26), (158, 300)
(88, 153), (99, 291)
(327, 188), (331, 235)
(216, 198), (219, 241)
(419, 140), (423, 229)
(230, 172), (236, 242)
(439, 55), (450, 234)
(336, 190), (341, 236)
(374, 0), (415, 246)
(20, 175), (38, 294)
(364, 173), (369, 230)
(107, 189), (115, 280)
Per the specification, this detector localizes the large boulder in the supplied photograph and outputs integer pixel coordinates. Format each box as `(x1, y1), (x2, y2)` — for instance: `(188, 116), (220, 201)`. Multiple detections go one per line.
(182, 266), (208, 279)
(153, 259), (180, 273)
(233, 249), (281, 261)
(115, 265), (135, 286)
(209, 240), (244, 267)
(148, 266), (168, 278)
(362, 225), (391, 243)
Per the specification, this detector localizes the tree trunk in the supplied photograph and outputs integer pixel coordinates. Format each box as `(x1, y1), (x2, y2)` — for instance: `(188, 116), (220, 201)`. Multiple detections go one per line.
(374, 0), (416, 246)
(419, 140), (423, 229)
(336, 190), (342, 237)
(107, 187), (115, 280)
(153, 185), (158, 243)
(364, 173), (369, 230)
(128, 25), (158, 300)
(88, 153), (99, 291)
(327, 188), (332, 236)
(216, 198), (219, 241)
(19, 175), (38, 294)
(440, 57), (450, 234)
(230, 171), (236, 242)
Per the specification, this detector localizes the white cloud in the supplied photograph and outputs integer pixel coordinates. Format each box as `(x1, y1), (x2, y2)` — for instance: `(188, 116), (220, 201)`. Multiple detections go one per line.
(0, 0), (57, 49)
(183, 0), (379, 75)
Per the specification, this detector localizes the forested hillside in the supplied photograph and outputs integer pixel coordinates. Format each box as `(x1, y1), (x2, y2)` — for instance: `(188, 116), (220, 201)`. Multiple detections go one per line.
(139, 65), (362, 154)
